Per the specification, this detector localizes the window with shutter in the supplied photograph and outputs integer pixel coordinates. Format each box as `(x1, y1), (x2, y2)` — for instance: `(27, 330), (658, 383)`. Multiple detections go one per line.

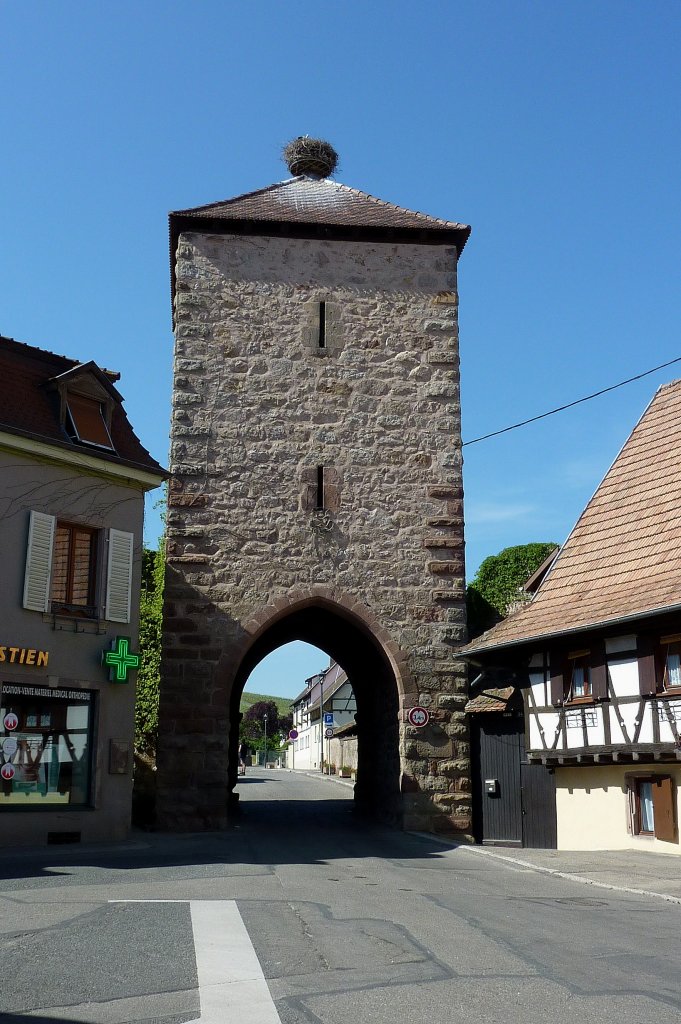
(23, 512), (56, 612)
(66, 393), (114, 449)
(660, 634), (681, 693)
(50, 522), (98, 615)
(105, 529), (134, 623)
(627, 775), (676, 842)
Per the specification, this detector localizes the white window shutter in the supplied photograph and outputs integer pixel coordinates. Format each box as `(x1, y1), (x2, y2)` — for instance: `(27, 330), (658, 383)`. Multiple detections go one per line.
(105, 529), (134, 623)
(23, 511), (56, 612)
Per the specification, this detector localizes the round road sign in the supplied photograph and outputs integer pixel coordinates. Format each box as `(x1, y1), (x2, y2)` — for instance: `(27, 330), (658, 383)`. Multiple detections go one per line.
(325, 727), (334, 739)
(288, 729), (299, 740)
(407, 706), (429, 728)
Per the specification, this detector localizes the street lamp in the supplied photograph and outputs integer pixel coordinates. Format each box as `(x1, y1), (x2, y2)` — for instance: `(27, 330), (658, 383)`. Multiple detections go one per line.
(263, 713), (268, 768)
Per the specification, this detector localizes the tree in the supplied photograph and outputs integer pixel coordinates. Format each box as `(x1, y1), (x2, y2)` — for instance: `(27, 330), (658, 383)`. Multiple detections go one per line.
(134, 543), (164, 760)
(466, 542), (558, 639)
(241, 700), (290, 753)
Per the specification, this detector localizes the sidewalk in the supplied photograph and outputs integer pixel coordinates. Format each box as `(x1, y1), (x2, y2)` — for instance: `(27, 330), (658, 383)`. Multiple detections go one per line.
(294, 767), (681, 903)
(292, 767), (681, 903)
(439, 842), (681, 905)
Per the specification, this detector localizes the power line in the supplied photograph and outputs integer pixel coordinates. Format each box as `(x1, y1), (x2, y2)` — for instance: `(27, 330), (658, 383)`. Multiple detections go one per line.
(462, 355), (681, 447)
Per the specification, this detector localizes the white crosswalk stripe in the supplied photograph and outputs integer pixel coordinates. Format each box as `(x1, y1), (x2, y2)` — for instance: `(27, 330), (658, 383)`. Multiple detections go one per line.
(109, 899), (282, 1023)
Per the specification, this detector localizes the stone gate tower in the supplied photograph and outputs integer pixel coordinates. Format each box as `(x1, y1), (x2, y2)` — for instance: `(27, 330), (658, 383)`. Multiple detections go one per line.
(157, 139), (472, 834)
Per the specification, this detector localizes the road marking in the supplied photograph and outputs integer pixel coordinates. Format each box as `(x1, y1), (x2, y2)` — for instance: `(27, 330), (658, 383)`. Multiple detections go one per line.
(108, 898), (281, 1023)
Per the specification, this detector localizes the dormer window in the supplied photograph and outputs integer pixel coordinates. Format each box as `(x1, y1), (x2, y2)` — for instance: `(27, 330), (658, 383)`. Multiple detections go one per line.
(66, 393), (114, 450)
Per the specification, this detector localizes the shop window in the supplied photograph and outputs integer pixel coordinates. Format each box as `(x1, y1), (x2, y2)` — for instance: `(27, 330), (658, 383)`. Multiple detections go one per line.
(23, 511), (134, 623)
(0, 684), (94, 808)
(627, 775), (676, 842)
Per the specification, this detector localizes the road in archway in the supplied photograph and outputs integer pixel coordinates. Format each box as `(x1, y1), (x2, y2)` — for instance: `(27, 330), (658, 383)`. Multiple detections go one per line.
(0, 768), (680, 1024)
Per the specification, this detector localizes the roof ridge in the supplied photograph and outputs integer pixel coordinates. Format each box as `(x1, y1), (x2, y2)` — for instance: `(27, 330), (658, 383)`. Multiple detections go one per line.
(171, 175), (468, 230)
(171, 178), (296, 216)
(0, 334), (79, 368)
(331, 178), (466, 228)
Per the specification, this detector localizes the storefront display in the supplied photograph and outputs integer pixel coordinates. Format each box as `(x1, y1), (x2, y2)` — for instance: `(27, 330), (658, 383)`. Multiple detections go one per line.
(0, 684), (93, 806)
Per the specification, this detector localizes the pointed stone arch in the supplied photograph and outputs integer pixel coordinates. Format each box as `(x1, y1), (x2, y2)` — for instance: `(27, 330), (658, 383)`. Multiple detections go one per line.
(225, 589), (417, 824)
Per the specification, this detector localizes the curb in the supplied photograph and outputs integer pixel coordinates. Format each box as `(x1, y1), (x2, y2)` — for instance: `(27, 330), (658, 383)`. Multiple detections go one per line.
(409, 832), (681, 906)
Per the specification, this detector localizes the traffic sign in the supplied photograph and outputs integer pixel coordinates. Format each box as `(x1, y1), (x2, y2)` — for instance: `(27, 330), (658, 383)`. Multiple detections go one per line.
(407, 706), (430, 728)
(325, 727), (334, 739)
(323, 712), (334, 727)
(288, 729), (299, 740)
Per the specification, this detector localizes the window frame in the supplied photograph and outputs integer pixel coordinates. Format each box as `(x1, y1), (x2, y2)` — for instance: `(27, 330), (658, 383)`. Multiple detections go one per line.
(638, 633), (681, 697)
(566, 651), (593, 703)
(551, 644), (608, 706)
(50, 520), (99, 618)
(23, 511), (134, 624)
(65, 392), (115, 450)
(627, 774), (676, 842)
(0, 684), (96, 810)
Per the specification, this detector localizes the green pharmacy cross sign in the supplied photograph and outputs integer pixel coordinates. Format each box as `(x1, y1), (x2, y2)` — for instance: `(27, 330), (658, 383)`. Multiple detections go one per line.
(102, 636), (141, 683)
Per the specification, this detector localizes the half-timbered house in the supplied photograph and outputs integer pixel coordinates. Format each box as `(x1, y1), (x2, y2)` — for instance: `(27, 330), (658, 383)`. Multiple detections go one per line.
(463, 380), (681, 853)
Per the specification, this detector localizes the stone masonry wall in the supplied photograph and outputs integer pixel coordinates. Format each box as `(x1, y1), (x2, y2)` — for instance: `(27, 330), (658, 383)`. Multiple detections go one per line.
(157, 230), (470, 833)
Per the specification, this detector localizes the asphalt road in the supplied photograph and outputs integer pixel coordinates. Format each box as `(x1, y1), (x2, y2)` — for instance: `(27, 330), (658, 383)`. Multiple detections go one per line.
(1, 768), (680, 1024)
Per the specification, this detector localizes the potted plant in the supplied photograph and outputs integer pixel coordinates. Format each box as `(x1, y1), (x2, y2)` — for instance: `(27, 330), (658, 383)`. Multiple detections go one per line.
(339, 765), (352, 778)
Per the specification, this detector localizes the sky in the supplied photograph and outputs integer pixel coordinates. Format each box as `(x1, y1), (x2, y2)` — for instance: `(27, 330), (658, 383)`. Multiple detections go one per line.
(2, 2), (680, 698)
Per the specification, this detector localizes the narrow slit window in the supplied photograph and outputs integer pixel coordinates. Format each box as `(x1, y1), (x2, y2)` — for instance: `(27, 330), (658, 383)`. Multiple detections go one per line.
(316, 466), (325, 509)
(318, 302), (326, 349)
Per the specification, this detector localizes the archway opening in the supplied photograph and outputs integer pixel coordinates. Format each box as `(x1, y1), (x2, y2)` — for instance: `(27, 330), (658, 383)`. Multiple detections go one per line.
(228, 603), (402, 826)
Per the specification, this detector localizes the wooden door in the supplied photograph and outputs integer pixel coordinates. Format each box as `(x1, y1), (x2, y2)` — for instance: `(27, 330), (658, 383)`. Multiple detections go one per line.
(472, 711), (524, 846)
(520, 761), (557, 848)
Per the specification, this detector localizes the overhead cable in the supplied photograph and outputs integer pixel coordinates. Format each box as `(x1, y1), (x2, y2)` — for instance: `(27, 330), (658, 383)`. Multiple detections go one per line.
(463, 355), (681, 446)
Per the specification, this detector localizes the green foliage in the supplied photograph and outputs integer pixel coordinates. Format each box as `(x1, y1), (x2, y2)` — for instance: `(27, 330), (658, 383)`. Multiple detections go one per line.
(240, 691), (293, 719)
(466, 542), (558, 638)
(240, 699), (290, 751)
(134, 543), (164, 758)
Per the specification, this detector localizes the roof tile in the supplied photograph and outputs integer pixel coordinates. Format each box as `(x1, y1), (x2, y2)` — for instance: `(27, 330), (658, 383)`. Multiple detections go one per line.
(464, 380), (681, 654)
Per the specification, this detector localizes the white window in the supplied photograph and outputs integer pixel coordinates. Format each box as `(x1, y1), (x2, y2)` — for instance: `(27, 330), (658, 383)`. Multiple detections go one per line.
(23, 511), (134, 623)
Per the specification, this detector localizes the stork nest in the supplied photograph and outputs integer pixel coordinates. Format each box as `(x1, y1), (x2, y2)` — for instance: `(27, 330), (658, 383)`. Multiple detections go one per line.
(283, 137), (339, 178)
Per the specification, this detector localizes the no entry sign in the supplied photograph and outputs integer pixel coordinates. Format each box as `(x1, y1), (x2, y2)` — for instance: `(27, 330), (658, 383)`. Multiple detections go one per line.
(407, 706), (429, 728)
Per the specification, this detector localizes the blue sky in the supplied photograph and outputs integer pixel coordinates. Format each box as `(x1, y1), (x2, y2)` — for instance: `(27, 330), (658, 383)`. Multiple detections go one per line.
(2, 2), (680, 697)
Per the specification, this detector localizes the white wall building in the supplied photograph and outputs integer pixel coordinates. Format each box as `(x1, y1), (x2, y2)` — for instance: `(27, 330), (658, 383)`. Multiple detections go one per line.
(290, 661), (356, 771)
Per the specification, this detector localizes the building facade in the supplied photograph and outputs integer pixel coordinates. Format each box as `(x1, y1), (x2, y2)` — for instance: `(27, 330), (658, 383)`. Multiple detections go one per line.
(464, 381), (681, 853)
(290, 661), (357, 771)
(0, 336), (165, 847)
(158, 140), (472, 833)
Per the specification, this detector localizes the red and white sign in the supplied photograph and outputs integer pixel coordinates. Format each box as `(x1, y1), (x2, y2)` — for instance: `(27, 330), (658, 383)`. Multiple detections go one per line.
(407, 706), (430, 728)
(3, 713), (18, 732)
(0, 763), (15, 781)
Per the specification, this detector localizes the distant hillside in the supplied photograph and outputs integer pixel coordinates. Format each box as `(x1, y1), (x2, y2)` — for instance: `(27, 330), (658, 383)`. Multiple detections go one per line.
(240, 691), (294, 719)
